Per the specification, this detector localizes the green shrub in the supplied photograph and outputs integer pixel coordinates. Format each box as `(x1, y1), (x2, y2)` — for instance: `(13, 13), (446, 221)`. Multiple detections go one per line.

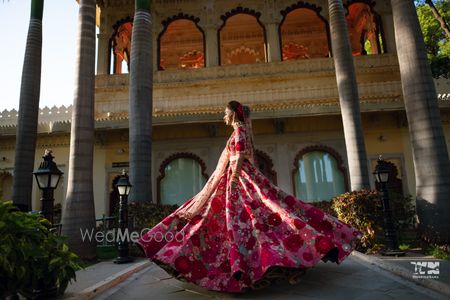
(128, 202), (178, 230)
(331, 190), (418, 252)
(310, 200), (337, 217)
(0, 201), (82, 299)
(388, 192), (417, 231)
(331, 190), (384, 252)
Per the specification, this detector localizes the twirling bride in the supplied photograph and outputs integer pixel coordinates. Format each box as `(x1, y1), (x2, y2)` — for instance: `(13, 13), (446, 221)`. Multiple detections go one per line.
(137, 100), (362, 292)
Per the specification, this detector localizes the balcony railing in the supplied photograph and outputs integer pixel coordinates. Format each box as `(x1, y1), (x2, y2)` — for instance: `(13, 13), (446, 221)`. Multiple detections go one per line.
(1, 54), (450, 132)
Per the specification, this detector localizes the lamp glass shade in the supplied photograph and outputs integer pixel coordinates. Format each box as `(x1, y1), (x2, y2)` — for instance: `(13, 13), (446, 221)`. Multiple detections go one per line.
(117, 185), (128, 196)
(374, 170), (389, 183)
(50, 174), (61, 189)
(379, 172), (389, 183)
(36, 173), (50, 189)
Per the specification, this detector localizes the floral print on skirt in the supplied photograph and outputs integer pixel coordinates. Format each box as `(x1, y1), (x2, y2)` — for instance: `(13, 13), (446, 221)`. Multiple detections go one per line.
(137, 160), (363, 292)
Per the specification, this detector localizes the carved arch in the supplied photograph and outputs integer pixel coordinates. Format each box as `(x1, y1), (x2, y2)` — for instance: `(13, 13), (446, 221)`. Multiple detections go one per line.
(218, 6), (267, 65)
(157, 13), (205, 70)
(109, 16), (134, 74)
(157, 152), (209, 204)
(291, 145), (349, 197)
(254, 149), (277, 184)
(279, 2), (331, 59)
(344, 0), (386, 54)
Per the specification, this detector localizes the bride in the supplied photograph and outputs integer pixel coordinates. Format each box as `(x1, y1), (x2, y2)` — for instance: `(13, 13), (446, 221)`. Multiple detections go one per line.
(136, 100), (362, 292)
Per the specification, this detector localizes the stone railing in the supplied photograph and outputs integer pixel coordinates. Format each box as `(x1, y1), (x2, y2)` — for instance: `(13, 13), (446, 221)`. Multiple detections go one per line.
(95, 53), (400, 88)
(94, 54), (403, 116)
(2, 54), (450, 129)
(0, 106), (72, 128)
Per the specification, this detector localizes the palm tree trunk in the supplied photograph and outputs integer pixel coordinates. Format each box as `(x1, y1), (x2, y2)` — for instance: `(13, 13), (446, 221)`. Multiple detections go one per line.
(328, 0), (370, 190)
(392, 0), (450, 244)
(61, 0), (97, 259)
(12, 0), (44, 211)
(129, 0), (153, 203)
(425, 0), (450, 39)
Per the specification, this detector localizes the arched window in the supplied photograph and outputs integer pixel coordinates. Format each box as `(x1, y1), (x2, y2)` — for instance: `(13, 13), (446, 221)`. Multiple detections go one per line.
(158, 15), (205, 70)
(346, 1), (385, 56)
(254, 149), (277, 184)
(219, 8), (267, 65)
(110, 18), (133, 74)
(280, 5), (330, 60)
(158, 153), (208, 206)
(292, 147), (347, 202)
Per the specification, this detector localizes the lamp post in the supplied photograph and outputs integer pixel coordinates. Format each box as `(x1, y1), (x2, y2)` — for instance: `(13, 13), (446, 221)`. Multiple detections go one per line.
(373, 156), (405, 256)
(114, 170), (134, 264)
(33, 150), (63, 224)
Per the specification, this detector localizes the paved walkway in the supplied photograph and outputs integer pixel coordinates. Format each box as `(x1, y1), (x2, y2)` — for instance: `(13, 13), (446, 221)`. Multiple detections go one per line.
(90, 253), (448, 300)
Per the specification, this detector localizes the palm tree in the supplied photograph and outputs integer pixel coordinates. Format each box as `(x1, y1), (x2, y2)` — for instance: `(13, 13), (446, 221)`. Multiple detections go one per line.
(391, 0), (450, 244)
(61, 0), (97, 259)
(328, 0), (370, 190)
(128, 0), (153, 203)
(12, 0), (44, 211)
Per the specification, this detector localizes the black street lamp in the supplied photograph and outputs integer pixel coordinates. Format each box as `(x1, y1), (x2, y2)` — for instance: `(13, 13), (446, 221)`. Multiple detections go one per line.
(33, 149), (63, 224)
(114, 170), (134, 264)
(373, 156), (405, 256)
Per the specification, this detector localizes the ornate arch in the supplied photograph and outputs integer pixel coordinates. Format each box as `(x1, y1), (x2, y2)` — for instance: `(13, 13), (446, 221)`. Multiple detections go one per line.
(344, 0), (386, 54)
(254, 149), (277, 184)
(109, 16), (134, 74)
(279, 2), (331, 59)
(218, 6), (267, 65)
(157, 13), (205, 70)
(291, 145), (349, 196)
(157, 152), (209, 204)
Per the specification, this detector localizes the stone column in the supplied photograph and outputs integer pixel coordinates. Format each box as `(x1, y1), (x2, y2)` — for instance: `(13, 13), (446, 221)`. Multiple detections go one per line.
(97, 32), (110, 74)
(265, 22), (281, 62)
(205, 26), (219, 67)
(380, 13), (396, 54)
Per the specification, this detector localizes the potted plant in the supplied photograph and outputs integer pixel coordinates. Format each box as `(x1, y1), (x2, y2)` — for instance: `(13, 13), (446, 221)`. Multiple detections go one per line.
(0, 201), (82, 299)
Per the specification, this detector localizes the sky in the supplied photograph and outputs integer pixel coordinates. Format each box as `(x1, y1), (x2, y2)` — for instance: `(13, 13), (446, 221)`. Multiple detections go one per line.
(0, 0), (80, 111)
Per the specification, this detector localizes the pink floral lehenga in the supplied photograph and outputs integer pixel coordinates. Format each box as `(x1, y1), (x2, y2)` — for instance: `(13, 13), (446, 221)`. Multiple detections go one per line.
(137, 123), (362, 292)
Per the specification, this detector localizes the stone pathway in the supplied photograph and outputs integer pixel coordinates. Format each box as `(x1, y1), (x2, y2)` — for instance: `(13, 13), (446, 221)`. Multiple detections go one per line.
(93, 255), (448, 300)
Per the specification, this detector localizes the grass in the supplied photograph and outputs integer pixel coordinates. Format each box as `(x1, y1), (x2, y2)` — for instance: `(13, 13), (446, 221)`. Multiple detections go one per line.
(399, 243), (411, 251)
(79, 245), (118, 268)
(426, 245), (450, 261)
(396, 230), (450, 261)
(97, 245), (118, 260)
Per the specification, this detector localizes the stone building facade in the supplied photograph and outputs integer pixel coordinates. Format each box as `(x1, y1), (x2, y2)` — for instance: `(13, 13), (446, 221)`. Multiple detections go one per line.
(1, 0), (450, 219)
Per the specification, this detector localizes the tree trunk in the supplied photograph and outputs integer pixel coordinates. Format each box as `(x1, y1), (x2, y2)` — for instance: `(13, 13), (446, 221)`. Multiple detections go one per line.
(392, 0), (450, 244)
(61, 0), (97, 260)
(328, 0), (370, 190)
(12, 0), (44, 212)
(129, 0), (153, 203)
(425, 0), (450, 39)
